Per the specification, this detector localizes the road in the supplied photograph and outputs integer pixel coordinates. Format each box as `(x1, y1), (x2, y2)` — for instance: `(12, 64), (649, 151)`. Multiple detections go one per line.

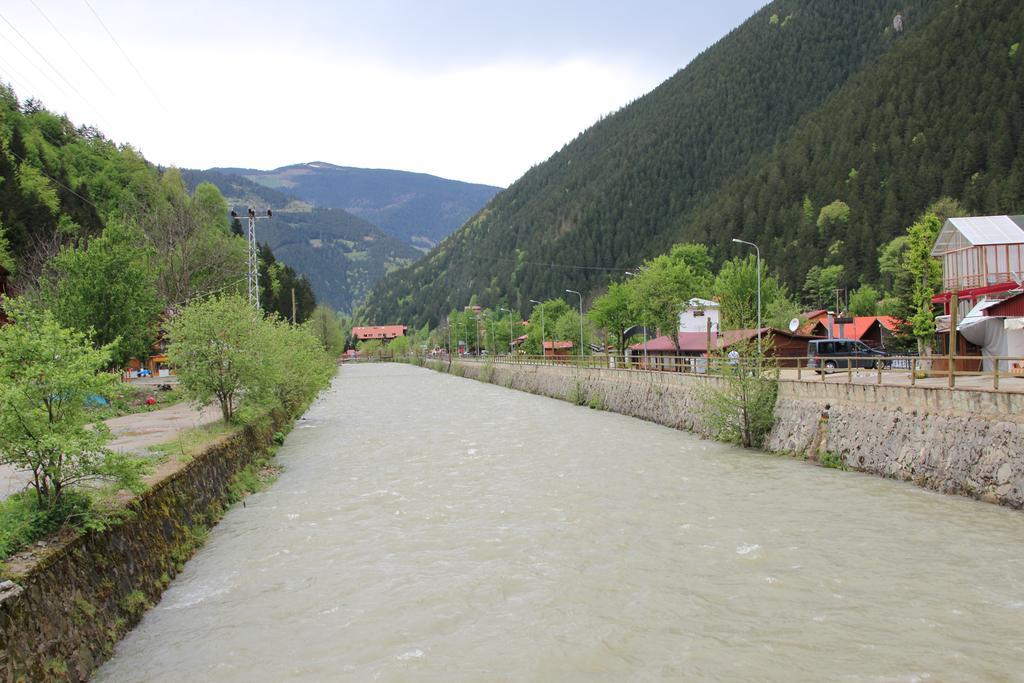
(0, 402), (220, 501)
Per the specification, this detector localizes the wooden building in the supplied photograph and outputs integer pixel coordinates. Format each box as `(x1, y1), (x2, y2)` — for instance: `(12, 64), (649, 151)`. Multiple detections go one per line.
(351, 325), (407, 342)
(931, 215), (1024, 316)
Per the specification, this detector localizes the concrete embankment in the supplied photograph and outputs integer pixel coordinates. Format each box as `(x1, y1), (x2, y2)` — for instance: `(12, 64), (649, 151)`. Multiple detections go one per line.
(0, 412), (286, 682)
(429, 359), (1024, 509)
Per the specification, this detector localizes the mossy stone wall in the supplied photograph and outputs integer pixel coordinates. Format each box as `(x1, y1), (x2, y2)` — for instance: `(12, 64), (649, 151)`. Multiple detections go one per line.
(0, 414), (283, 682)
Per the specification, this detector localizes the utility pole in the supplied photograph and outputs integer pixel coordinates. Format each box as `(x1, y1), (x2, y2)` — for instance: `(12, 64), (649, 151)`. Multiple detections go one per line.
(232, 207), (273, 311)
(566, 289), (583, 357)
(530, 299), (545, 357)
(731, 238), (761, 358)
(291, 287), (297, 324)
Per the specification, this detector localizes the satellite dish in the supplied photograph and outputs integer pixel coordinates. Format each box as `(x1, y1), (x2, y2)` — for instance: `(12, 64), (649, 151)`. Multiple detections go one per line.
(788, 318), (800, 333)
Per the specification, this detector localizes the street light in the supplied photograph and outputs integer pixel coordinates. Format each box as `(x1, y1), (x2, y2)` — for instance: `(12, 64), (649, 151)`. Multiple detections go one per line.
(530, 299), (544, 358)
(500, 307), (514, 355)
(732, 238), (762, 358)
(565, 289), (583, 357)
(488, 315), (496, 355)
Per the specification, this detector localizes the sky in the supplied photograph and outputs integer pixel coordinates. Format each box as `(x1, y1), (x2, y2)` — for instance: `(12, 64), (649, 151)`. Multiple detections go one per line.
(0, 1), (766, 187)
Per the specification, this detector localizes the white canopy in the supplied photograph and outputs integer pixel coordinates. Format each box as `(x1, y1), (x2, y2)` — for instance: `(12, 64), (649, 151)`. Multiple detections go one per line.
(958, 315), (1024, 372)
(931, 215), (1024, 256)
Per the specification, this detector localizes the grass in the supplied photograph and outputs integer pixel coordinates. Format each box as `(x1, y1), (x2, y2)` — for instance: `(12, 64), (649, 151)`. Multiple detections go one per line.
(0, 490), (92, 562)
(147, 421), (237, 463)
(86, 383), (188, 420)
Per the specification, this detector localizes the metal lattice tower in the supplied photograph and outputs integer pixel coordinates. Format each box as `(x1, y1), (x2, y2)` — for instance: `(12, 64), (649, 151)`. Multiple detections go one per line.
(235, 207), (272, 311)
(247, 209), (259, 310)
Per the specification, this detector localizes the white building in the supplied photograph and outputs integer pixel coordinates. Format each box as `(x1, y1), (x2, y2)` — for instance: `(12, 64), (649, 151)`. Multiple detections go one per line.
(678, 297), (720, 334)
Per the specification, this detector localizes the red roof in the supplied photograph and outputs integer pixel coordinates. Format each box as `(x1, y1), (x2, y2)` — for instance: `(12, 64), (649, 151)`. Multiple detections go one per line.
(812, 316), (898, 340)
(628, 328), (801, 352)
(543, 341), (574, 350)
(352, 325), (407, 340)
(984, 291), (1024, 317)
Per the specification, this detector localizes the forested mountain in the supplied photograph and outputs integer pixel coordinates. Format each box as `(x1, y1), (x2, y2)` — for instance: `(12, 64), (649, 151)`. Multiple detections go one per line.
(0, 86), (316, 363)
(212, 162), (502, 250)
(359, 0), (1022, 329)
(183, 168), (420, 312)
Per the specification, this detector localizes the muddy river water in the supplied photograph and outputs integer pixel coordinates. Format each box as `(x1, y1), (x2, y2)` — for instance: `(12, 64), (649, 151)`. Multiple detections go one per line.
(96, 363), (1024, 681)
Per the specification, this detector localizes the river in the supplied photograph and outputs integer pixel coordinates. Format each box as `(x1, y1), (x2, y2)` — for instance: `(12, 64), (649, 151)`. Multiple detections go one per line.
(96, 363), (1024, 681)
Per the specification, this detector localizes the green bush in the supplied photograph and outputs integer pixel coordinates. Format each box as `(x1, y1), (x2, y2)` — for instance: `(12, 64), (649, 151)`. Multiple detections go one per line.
(819, 451), (847, 470)
(0, 491), (91, 560)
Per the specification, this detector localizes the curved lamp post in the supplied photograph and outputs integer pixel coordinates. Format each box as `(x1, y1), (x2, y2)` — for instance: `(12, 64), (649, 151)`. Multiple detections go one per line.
(565, 289), (583, 357)
(731, 238), (762, 358)
(529, 299), (544, 357)
(499, 307), (514, 355)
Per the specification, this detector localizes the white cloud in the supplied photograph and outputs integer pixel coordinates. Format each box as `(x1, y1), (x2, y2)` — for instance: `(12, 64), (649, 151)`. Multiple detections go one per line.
(0, 3), (668, 187)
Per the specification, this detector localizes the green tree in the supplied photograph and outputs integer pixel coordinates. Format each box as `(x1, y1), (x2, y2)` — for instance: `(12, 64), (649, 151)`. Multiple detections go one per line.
(520, 299), (572, 355)
(816, 200), (850, 239)
(713, 255), (795, 330)
(630, 243), (708, 349)
(307, 304), (347, 357)
(802, 264), (845, 310)
(44, 221), (161, 368)
(587, 282), (635, 356)
(135, 170), (247, 306)
(166, 294), (266, 422)
(699, 339), (779, 448)
(0, 298), (143, 509)
(357, 338), (383, 356)
(387, 335), (412, 356)
(553, 309), (595, 355)
(260, 316), (334, 415)
(904, 213), (943, 353)
(877, 235), (909, 295)
(848, 284), (880, 316)
(0, 219), (14, 274)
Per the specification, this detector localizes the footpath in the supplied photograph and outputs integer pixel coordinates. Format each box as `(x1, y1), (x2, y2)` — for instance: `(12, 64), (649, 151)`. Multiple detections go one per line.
(0, 401), (221, 501)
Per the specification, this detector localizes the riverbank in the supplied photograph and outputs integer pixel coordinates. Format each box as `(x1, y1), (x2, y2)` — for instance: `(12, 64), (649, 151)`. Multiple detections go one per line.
(416, 358), (1024, 509)
(0, 408), (289, 681)
(93, 364), (1024, 681)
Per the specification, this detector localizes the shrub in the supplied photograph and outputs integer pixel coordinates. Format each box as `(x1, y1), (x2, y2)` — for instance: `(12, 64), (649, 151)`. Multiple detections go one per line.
(699, 339), (779, 448)
(0, 299), (144, 515)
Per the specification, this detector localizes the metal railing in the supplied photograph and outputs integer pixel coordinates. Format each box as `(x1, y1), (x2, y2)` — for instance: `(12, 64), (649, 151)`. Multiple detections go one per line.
(401, 351), (1024, 392)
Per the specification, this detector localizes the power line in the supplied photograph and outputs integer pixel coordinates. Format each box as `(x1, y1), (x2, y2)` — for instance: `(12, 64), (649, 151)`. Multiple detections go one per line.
(0, 52), (35, 96)
(29, 0), (117, 98)
(4, 146), (101, 214)
(81, 0), (167, 113)
(469, 252), (632, 273)
(0, 10), (105, 119)
(0, 23), (72, 100)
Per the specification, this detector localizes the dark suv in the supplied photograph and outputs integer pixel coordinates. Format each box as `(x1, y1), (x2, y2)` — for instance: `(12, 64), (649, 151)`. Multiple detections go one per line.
(807, 339), (888, 371)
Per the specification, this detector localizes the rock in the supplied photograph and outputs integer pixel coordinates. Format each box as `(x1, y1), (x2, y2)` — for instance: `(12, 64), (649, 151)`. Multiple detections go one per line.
(0, 580), (22, 599)
(997, 462), (1013, 484)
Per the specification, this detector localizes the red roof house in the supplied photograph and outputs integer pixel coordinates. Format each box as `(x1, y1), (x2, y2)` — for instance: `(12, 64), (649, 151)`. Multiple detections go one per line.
(805, 316), (899, 348)
(351, 325), (407, 341)
(628, 328), (816, 369)
(543, 340), (573, 358)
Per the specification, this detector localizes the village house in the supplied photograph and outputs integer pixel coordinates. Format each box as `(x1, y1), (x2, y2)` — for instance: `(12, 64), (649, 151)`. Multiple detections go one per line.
(628, 328), (816, 371)
(678, 297), (719, 334)
(543, 340), (574, 358)
(930, 215), (1024, 371)
(351, 325), (407, 342)
(930, 215), (1024, 316)
(804, 316), (899, 349)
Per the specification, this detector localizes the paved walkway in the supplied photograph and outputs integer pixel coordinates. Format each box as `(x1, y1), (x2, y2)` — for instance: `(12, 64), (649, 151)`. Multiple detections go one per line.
(0, 402), (221, 501)
(778, 367), (1024, 393)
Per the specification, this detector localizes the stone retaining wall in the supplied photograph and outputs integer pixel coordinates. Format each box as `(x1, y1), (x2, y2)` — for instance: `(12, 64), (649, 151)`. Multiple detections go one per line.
(435, 359), (1024, 509)
(0, 414), (283, 682)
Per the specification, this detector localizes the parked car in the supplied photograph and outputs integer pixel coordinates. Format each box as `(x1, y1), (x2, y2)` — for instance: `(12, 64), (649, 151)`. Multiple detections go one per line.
(807, 338), (888, 372)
